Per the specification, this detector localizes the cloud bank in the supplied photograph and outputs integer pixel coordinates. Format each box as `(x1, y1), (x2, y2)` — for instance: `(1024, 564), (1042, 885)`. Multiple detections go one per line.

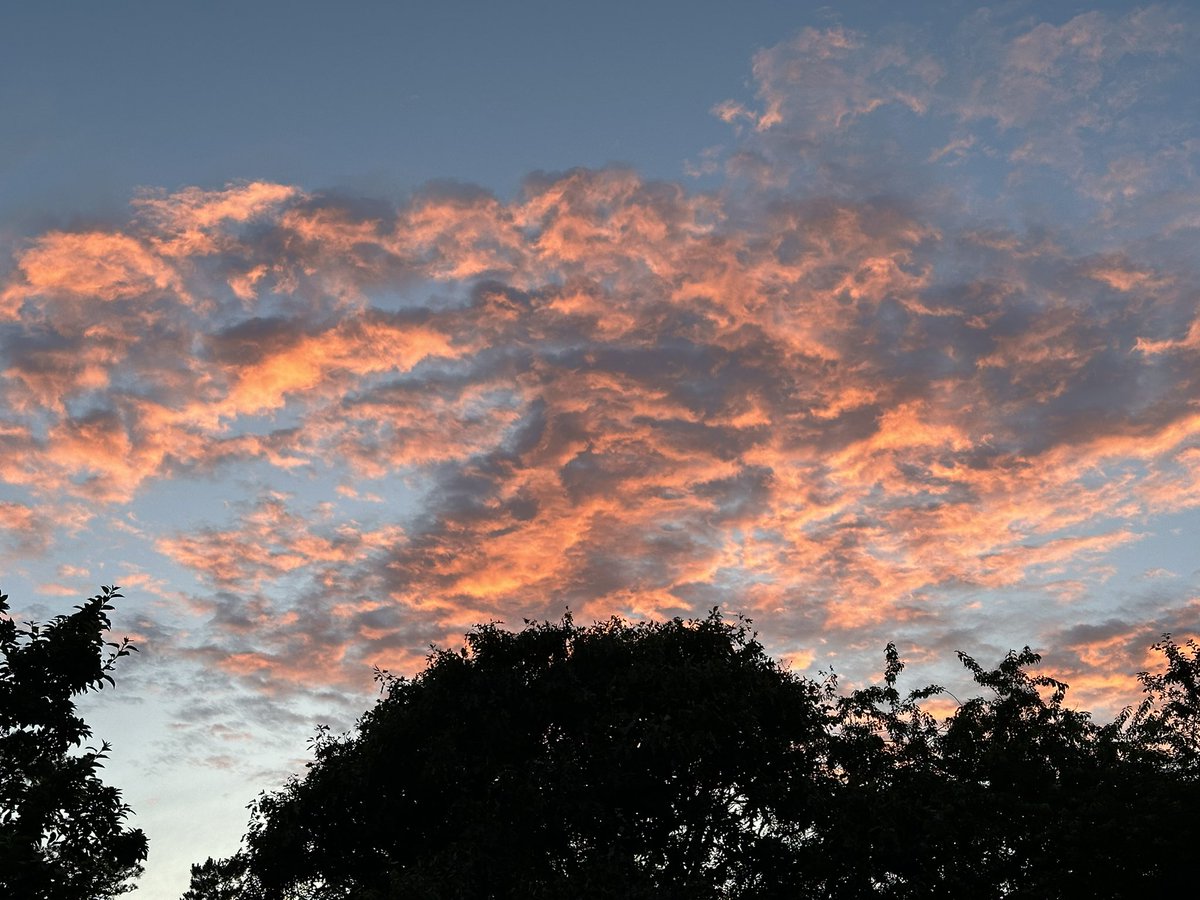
(3, 6), (1199, 720)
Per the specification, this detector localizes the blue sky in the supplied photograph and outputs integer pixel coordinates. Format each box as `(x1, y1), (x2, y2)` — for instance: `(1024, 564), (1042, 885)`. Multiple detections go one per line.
(3, 3), (1200, 896)
(5, 2), (805, 218)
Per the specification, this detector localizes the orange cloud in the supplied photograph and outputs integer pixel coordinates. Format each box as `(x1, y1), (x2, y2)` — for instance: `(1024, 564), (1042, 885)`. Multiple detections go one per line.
(3, 230), (182, 315)
(0, 13), (1197, 723)
(134, 181), (299, 257)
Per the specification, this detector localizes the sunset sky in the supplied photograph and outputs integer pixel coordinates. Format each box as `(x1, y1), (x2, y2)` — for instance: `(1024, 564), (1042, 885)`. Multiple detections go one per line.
(4, 2), (1200, 895)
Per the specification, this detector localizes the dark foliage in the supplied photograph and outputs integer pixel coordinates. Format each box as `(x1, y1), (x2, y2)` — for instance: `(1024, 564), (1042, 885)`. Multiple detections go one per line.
(187, 614), (1200, 899)
(0, 586), (147, 899)
(819, 641), (1199, 896)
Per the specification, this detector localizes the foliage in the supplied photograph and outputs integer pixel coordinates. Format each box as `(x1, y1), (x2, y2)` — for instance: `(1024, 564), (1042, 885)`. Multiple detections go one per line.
(183, 852), (258, 900)
(1129, 634), (1200, 768)
(0, 586), (147, 899)
(197, 612), (833, 899)
(819, 644), (1197, 897)
(189, 615), (1200, 899)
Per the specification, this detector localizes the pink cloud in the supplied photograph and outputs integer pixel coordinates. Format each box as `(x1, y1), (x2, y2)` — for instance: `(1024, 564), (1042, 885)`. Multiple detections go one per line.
(1, 10), (1198, 718)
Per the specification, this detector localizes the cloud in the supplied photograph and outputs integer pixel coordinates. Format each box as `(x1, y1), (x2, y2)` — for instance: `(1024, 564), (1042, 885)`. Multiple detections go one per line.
(0, 499), (92, 559)
(156, 492), (403, 592)
(716, 7), (1193, 214)
(0, 501), (56, 557)
(132, 181), (299, 258)
(2, 9), (1199, 717)
(2, 230), (182, 312)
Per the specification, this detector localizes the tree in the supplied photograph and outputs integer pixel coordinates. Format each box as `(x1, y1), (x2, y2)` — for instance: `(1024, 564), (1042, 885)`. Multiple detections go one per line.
(191, 614), (1200, 899)
(1129, 633), (1200, 770)
(182, 852), (257, 900)
(818, 644), (1200, 897)
(194, 611), (835, 899)
(0, 586), (147, 899)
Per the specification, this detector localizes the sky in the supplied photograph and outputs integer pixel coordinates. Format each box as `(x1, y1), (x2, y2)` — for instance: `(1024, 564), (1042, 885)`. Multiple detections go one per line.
(3, 1), (1200, 896)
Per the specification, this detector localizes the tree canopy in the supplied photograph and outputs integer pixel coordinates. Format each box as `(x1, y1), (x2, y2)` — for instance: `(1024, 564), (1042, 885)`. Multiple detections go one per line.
(0, 586), (147, 900)
(188, 611), (1200, 899)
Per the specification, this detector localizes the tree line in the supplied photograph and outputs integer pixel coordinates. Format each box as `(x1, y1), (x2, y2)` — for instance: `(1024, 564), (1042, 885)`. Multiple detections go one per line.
(3, 588), (1199, 898)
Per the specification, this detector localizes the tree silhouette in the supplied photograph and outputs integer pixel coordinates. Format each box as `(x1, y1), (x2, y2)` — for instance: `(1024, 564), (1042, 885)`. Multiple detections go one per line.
(188, 614), (1200, 899)
(193, 611), (833, 898)
(1129, 634), (1200, 768)
(1, 586), (147, 899)
(817, 644), (1199, 896)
